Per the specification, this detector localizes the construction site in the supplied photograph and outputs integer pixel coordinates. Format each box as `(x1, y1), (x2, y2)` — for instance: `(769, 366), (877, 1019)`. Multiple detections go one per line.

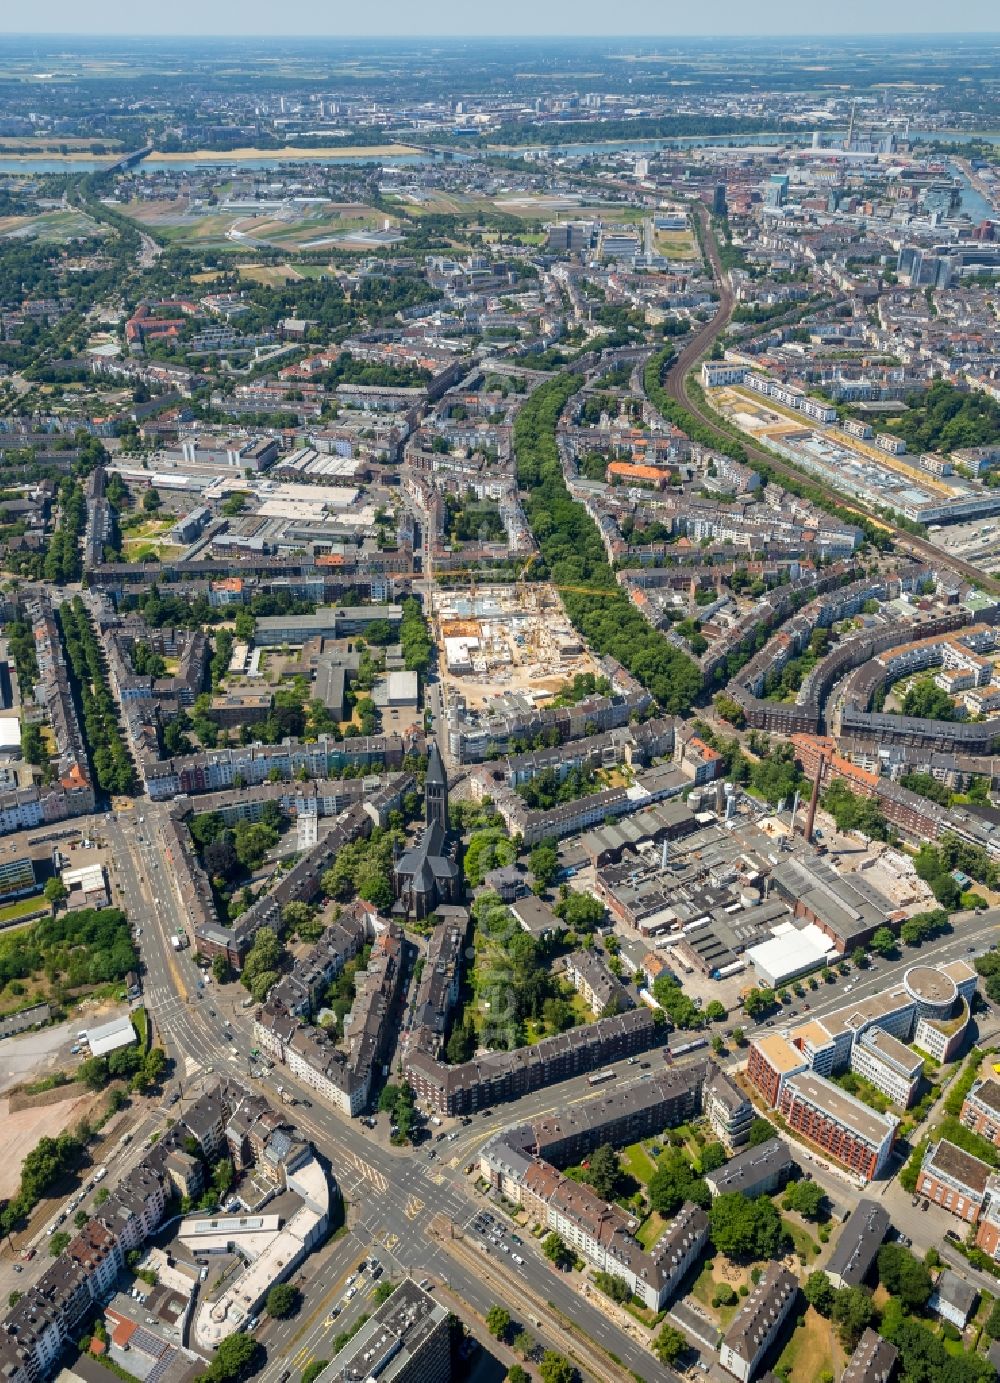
(432, 581), (603, 709)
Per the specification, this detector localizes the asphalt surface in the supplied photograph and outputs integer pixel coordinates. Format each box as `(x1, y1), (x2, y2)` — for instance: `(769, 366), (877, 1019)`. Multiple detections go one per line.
(100, 800), (674, 1383)
(661, 208), (1000, 597)
(7, 799), (998, 1378)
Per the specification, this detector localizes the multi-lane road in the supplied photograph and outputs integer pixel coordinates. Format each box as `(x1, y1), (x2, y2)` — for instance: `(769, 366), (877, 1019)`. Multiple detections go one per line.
(100, 801), (675, 1383)
(16, 793), (998, 1382)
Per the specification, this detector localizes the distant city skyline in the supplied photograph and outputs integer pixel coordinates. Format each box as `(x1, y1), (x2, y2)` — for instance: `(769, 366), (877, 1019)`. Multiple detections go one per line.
(1, 2), (999, 36)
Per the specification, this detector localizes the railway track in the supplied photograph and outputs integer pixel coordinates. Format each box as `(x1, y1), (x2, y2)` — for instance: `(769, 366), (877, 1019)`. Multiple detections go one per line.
(661, 208), (1000, 596)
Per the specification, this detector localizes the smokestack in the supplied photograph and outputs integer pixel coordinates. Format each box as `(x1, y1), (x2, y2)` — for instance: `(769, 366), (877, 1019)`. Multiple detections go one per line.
(804, 756), (825, 844)
(661, 839), (670, 871)
(789, 790), (800, 838)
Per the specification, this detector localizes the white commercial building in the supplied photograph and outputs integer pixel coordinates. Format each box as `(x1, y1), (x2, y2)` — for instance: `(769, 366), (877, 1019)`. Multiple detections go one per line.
(86, 1014), (138, 1058)
(193, 1153), (329, 1347)
(746, 922), (836, 988)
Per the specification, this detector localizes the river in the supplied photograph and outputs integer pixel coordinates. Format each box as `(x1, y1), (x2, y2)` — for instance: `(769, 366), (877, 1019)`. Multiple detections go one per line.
(0, 127), (997, 178)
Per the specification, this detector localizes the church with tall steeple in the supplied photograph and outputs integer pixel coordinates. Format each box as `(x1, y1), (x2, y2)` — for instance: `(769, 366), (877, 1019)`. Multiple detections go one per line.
(423, 740), (449, 832)
(392, 741), (461, 919)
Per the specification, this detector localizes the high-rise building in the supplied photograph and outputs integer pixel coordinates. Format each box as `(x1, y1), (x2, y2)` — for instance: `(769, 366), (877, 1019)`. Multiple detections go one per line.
(712, 183), (728, 216)
(318, 1279), (450, 1383)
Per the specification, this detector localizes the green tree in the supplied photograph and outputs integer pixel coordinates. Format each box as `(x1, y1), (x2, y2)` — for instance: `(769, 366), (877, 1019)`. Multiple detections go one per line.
(301, 1362), (328, 1383)
(266, 1283), (299, 1319)
(709, 1193), (783, 1259)
(142, 488), (161, 513)
(985, 1299), (1000, 1340)
(212, 954), (231, 984)
(783, 1180), (825, 1220)
(876, 1244), (932, 1312)
(486, 1305), (511, 1340)
(743, 987), (775, 1019)
(804, 1271), (835, 1316)
(700, 1142), (728, 1174)
(529, 841), (559, 890)
(513, 1330), (534, 1359)
(748, 1117), (776, 1147)
(831, 1286), (875, 1350)
(585, 1144), (622, 1200)
(199, 1332), (262, 1383)
(43, 877), (68, 911)
(539, 1353), (577, 1383)
(49, 1231), (71, 1255)
(553, 892), (605, 932)
(542, 1232), (571, 1269)
(870, 926), (895, 956)
(507, 1368), (530, 1383)
(241, 926), (283, 1000)
(648, 1150), (709, 1215)
(655, 1325), (687, 1365)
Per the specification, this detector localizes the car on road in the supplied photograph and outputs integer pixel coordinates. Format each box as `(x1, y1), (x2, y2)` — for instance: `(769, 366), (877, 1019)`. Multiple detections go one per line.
(12, 1265), (22, 1274)
(512, 1253), (524, 1265)
(247, 1317), (259, 1331)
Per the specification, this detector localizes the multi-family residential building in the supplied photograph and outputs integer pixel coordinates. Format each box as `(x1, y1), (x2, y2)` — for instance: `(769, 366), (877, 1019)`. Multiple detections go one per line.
(747, 959), (976, 1139)
(929, 1271), (979, 1330)
(961, 1079), (1000, 1148)
(563, 949), (634, 1016)
(255, 924), (404, 1116)
(974, 1173), (1000, 1259)
(777, 1071), (898, 1181)
(703, 1139), (792, 1200)
(703, 1065), (754, 1147)
(407, 909), (468, 1057)
(719, 1263), (798, 1382)
(405, 1005), (663, 1116)
(824, 1201), (889, 1290)
(841, 1329), (898, 1383)
(918, 1139), (992, 1222)
(0, 1081), (329, 1383)
(850, 1028), (924, 1109)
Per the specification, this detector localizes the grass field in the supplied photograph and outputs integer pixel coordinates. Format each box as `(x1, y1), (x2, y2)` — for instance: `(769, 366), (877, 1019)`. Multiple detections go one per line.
(118, 198), (390, 251)
(123, 541), (184, 561)
(655, 228), (699, 259)
(0, 896), (45, 929)
(238, 263), (305, 285)
(776, 1307), (841, 1383)
(0, 209), (108, 242)
(783, 1217), (821, 1262)
(620, 1141), (658, 1185)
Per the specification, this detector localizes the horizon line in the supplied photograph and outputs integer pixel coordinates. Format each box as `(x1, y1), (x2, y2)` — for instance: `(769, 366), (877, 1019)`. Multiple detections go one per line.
(3, 29), (1000, 39)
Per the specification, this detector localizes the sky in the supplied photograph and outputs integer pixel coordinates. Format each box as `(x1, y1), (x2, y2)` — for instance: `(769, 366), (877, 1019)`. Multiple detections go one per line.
(1, 0), (998, 36)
